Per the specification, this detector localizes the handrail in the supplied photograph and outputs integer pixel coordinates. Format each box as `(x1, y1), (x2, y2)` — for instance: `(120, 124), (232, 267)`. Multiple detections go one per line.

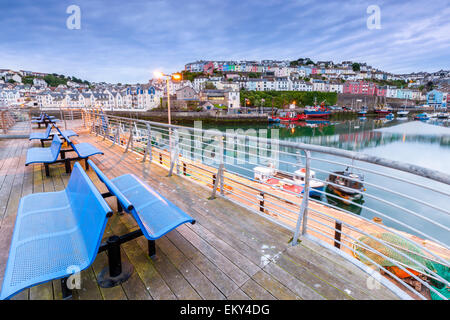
(80, 109), (450, 300)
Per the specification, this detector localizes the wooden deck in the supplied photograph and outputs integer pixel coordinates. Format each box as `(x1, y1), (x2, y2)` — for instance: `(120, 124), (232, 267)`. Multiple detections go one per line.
(0, 122), (401, 300)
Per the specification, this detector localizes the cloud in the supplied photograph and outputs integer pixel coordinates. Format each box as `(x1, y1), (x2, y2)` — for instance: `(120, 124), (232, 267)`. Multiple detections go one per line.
(0, 0), (448, 83)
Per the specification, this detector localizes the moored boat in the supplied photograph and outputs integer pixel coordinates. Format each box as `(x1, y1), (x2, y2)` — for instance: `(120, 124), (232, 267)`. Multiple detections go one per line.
(326, 168), (365, 203)
(437, 113), (449, 119)
(375, 107), (392, 114)
(269, 111), (306, 122)
(414, 113), (430, 121)
(304, 100), (331, 118)
(254, 165), (325, 197)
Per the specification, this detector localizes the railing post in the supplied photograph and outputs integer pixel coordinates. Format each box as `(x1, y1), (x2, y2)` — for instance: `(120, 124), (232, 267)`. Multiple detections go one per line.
(113, 126), (119, 145)
(258, 192), (265, 213)
(124, 121), (133, 153)
(292, 150), (311, 245)
(334, 221), (342, 249)
(210, 163), (224, 199)
(143, 123), (153, 163)
(168, 129), (179, 177)
(103, 114), (109, 141)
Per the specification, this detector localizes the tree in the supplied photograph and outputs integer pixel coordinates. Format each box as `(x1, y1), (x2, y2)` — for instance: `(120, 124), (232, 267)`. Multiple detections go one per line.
(352, 63), (361, 72)
(204, 82), (216, 89)
(7, 79), (16, 84)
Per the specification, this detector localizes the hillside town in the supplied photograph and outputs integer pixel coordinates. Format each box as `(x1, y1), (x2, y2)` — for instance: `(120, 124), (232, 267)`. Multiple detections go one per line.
(1, 59), (449, 111)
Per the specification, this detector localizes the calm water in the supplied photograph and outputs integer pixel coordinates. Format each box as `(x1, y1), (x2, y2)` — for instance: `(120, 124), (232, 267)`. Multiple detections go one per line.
(193, 117), (450, 245)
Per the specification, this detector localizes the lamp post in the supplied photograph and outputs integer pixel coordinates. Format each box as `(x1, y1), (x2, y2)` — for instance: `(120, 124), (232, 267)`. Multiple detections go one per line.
(153, 71), (182, 125)
(153, 71), (182, 154)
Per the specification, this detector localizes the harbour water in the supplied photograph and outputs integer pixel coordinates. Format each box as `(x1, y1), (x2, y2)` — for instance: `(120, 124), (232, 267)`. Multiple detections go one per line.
(195, 117), (450, 245)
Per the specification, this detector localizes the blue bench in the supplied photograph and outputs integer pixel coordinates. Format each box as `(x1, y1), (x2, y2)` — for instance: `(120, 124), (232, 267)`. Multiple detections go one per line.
(29, 124), (78, 147)
(0, 161), (197, 299)
(26, 134), (104, 176)
(89, 159), (195, 242)
(0, 162), (113, 300)
(31, 114), (59, 128)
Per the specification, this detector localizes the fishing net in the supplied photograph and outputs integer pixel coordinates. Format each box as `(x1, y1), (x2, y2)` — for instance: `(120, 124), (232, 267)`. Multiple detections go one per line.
(353, 232), (431, 275)
(354, 232), (450, 299)
(428, 262), (450, 300)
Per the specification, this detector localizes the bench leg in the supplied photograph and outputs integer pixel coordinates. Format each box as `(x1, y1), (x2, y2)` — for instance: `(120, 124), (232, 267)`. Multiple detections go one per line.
(85, 158), (89, 170)
(97, 235), (133, 288)
(40, 140), (45, 148)
(44, 164), (50, 177)
(148, 240), (156, 259)
(65, 159), (71, 174)
(117, 199), (123, 213)
(61, 277), (73, 300)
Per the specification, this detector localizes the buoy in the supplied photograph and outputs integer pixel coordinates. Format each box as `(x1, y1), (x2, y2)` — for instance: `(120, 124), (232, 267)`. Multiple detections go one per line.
(373, 217), (383, 224)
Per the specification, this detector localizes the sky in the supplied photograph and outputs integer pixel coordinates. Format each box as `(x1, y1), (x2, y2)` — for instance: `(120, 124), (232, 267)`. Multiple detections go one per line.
(0, 0), (449, 83)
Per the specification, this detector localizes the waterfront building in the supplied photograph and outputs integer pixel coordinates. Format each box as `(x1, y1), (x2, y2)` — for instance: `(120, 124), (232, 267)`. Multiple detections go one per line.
(427, 89), (448, 108)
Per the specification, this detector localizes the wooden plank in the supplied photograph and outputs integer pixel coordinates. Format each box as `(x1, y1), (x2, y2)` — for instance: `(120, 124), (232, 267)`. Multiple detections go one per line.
(188, 222), (261, 277)
(263, 262), (324, 300)
(240, 278), (276, 300)
(91, 251), (128, 300)
(251, 270), (301, 300)
(227, 289), (251, 300)
(76, 267), (103, 300)
(167, 231), (239, 297)
(298, 239), (399, 299)
(155, 236), (225, 300)
(274, 254), (351, 300)
(134, 236), (202, 300)
(176, 224), (250, 287)
(110, 220), (176, 300)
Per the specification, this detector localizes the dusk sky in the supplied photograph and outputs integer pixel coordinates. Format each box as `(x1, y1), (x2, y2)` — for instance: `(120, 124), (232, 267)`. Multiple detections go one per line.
(1, 0), (449, 83)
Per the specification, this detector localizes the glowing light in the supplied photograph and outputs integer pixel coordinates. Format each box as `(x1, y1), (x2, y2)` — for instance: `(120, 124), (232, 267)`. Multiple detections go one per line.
(172, 73), (182, 81)
(153, 71), (164, 78)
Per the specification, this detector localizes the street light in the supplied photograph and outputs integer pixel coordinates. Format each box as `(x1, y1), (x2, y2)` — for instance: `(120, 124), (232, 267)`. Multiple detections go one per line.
(153, 71), (182, 126)
(153, 71), (182, 153)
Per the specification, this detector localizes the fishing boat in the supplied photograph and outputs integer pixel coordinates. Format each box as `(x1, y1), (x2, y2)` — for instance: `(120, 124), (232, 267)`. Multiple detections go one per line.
(397, 108), (409, 117)
(269, 111), (306, 122)
(326, 168), (365, 203)
(358, 107), (368, 116)
(374, 107), (392, 115)
(254, 165), (325, 197)
(414, 113), (430, 121)
(304, 99), (331, 118)
(437, 113), (449, 119)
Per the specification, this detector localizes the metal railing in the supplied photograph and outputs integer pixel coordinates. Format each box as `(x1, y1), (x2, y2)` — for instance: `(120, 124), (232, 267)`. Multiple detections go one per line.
(0, 109), (16, 133)
(81, 109), (449, 300)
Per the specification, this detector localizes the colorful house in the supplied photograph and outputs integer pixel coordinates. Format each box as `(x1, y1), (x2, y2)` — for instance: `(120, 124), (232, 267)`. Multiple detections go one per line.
(427, 90), (448, 109)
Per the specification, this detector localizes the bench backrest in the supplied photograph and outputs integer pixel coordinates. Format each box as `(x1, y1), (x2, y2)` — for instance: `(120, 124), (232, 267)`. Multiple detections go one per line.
(66, 162), (113, 261)
(44, 124), (53, 138)
(50, 134), (62, 160)
(87, 159), (133, 211)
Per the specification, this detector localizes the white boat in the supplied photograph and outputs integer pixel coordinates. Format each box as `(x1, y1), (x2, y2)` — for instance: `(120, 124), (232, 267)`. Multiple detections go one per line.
(254, 165), (325, 197)
(397, 110), (409, 117)
(437, 113), (449, 119)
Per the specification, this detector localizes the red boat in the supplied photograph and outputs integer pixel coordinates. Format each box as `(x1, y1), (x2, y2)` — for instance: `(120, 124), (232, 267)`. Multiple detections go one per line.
(269, 111), (307, 122)
(304, 101), (331, 119)
(374, 107), (392, 114)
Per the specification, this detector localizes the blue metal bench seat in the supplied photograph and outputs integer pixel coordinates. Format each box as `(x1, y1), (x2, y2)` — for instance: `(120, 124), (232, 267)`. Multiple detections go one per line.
(0, 163), (113, 300)
(31, 114), (59, 128)
(29, 124), (78, 147)
(25, 134), (62, 167)
(89, 159), (195, 244)
(25, 135), (104, 176)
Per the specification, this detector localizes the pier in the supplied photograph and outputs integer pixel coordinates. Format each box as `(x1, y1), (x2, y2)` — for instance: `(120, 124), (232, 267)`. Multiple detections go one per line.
(0, 110), (448, 300)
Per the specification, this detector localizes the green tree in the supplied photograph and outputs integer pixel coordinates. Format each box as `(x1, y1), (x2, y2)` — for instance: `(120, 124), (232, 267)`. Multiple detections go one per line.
(204, 82), (216, 89)
(352, 63), (361, 72)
